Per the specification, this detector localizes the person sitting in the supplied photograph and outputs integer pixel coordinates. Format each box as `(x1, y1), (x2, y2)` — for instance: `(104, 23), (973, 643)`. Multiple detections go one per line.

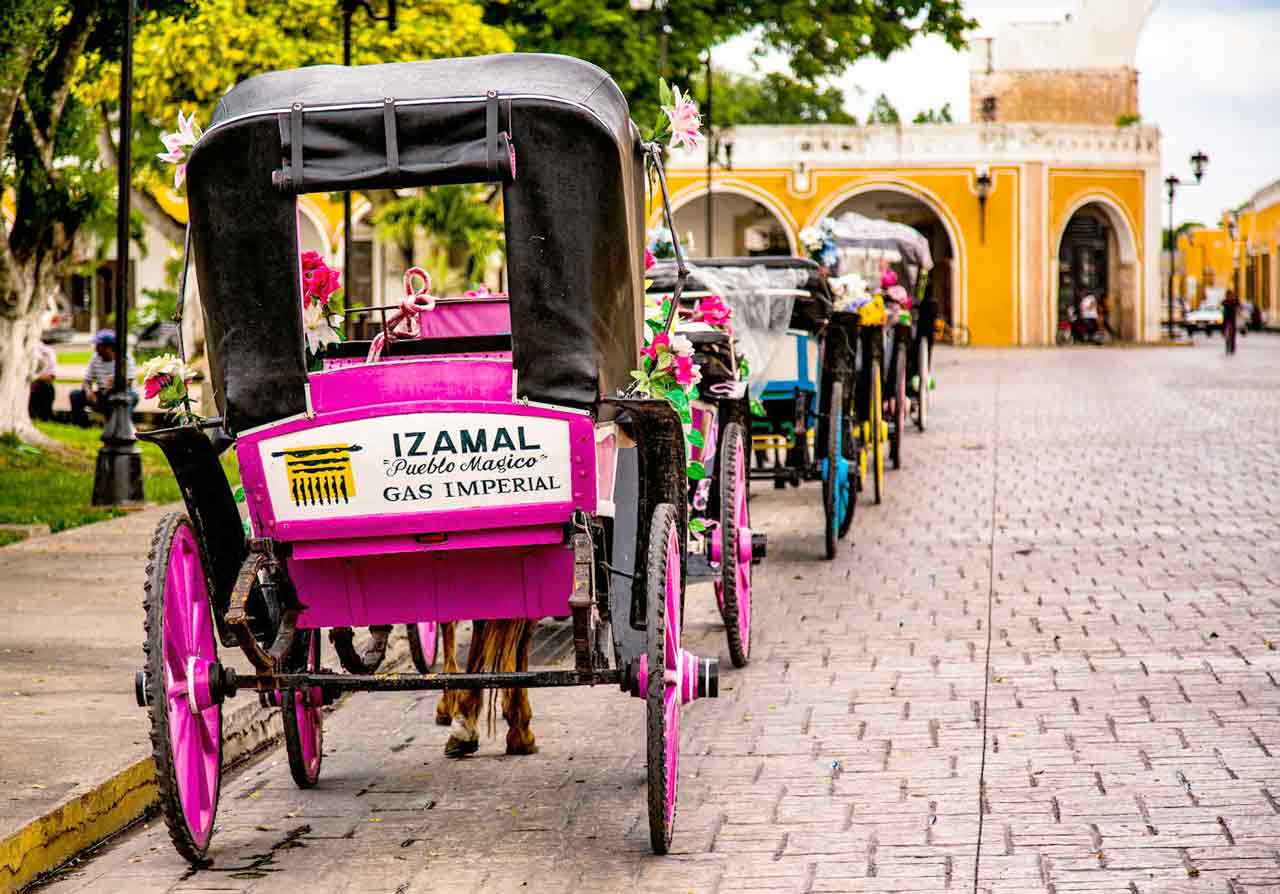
(70, 330), (137, 427)
(28, 341), (56, 422)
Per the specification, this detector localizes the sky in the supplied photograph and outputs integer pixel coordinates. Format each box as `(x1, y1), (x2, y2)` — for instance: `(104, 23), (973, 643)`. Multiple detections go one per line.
(714, 0), (1280, 228)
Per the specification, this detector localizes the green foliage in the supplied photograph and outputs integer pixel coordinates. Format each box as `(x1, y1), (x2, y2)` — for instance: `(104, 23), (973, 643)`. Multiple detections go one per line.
(866, 93), (901, 125)
(696, 71), (857, 126)
(912, 102), (953, 124)
(0, 421), (239, 532)
(75, 0), (513, 210)
(372, 185), (504, 282)
(485, 1), (976, 125)
(1115, 112), (1141, 128)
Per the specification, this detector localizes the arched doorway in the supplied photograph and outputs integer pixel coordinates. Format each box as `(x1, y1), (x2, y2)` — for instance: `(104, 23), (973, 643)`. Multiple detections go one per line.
(1055, 199), (1139, 341)
(669, 188), (796, 258)
(823, 187), (960, 332)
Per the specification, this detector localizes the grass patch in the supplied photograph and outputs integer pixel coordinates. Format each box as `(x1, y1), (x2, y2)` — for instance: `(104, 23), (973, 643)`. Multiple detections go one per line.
(0, 422), (240, 533)
(0, 530), (28, 547)
(55, 349), (92, 366)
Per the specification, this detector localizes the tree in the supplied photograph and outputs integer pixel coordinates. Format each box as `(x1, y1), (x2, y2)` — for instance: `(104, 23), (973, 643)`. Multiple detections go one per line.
(866, 93), (901, 125)
(76, 0), (513, 246)
(483, 1), (975, 125)
(912, 102), (953, 124)
(697, 71), (858, 126)
(373, 185), (504, 285)
(0, 2), (121, 438)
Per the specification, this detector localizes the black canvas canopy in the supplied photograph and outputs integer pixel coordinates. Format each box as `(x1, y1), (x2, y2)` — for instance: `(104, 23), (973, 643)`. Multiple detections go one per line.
(186, 53), (646, 432)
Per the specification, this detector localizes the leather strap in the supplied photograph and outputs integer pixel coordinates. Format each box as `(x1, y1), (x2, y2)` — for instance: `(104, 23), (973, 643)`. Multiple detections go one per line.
(289, 103), (304, 190)
(383, 98), (399, 178)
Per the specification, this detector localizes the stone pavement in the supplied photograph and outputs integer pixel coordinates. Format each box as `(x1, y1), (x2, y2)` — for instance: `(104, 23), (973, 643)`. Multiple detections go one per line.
(32, 338), (1280, 893)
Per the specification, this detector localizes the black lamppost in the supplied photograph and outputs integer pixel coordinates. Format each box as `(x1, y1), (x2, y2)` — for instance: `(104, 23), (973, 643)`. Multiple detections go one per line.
(93, 0), (143, 505)
(340, 1), (396, 335)
(1165, 149), (1209, 340)
(629, 0), (670, 77)
(974, 168), (993, 244)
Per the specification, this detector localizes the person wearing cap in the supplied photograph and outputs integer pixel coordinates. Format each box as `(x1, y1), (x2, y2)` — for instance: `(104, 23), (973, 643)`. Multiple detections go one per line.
(69, 330), (137, 427)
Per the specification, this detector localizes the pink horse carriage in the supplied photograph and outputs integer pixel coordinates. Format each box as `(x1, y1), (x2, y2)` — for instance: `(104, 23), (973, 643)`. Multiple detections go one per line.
(134, 55), (719, 862)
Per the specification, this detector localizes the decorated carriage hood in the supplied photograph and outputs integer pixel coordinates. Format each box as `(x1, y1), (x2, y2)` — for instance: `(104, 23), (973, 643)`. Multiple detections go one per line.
(186, 53), (646, 433)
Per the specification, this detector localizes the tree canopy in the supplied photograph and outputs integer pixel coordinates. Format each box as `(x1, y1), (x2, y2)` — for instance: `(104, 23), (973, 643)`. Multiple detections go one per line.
(696, 71), (858, 126)
(484, 1), (974, 123)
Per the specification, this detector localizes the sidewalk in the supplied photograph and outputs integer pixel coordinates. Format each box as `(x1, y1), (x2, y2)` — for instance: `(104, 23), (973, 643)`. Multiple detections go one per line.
(0, 505), (277, 893)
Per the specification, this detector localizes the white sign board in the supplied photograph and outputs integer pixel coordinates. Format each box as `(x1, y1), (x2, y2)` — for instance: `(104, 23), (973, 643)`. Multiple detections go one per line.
(257, 412), (573, 522)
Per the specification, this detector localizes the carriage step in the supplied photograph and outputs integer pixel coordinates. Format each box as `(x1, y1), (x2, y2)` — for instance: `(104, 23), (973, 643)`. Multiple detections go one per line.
(625, 652), (719, 703)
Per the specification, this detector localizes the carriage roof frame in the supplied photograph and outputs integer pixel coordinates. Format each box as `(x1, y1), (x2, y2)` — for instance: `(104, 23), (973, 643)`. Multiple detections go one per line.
(183, 53), (654, 434)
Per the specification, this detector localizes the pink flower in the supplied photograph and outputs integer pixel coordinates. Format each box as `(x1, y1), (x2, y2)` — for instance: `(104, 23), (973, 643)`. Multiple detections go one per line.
(158, 110), (201, 191)
(176, 109), (199, 144)
(172, 163), (187, 191)
(879, 262), (898, 290)
(641, 331), (670, 364)
(696, 294), (732, 329)
(674, 354), (701, 387)
(301, 251), (325, 273)
(144, 374), (171, 400)
(664, 86), (703, 151)
(645, 247), (656, 271)
(887, 284), (911, 308)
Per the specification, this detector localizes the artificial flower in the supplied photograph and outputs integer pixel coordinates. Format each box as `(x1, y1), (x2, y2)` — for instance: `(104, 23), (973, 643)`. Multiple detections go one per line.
(641, 331), (671, 363)
(303, 300), (342, 354)
(880, 263), (898, 290)
(695, 294), (733, 330)
(157, 110), (201, 191)
(887, 284), (911, 308)
(674, 353), (702, 387)
(668, 332), (694, 357)
(645, 247), (656, 271)
(137, 354), (200, 421)
(664, 85), (703, 151)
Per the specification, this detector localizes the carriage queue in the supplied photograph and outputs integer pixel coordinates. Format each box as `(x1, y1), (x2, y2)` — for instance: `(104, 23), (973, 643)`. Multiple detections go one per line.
(132, 52), (941, 869)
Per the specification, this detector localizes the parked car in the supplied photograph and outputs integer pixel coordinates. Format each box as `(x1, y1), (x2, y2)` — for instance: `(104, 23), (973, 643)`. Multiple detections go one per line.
(40, 295), (74, 344)
(1184, 290), (1225, 335)
(134, 320), (181, 355)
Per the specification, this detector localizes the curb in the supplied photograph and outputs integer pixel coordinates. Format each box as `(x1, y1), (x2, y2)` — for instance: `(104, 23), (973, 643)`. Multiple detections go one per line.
(0, 695), (281, 894)
(1, 624), (571, 892)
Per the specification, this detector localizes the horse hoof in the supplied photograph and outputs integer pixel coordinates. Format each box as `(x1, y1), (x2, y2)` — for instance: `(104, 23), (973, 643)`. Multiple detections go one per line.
(505, 741), (538, 756)
(445, 736), (480, 758)
(435, 711), (453, 727)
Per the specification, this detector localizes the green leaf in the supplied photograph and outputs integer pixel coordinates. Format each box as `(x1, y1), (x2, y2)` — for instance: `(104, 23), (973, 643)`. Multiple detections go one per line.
(658, 77), (673, 108)
(750, 399), (766, 417)
(686, 428), (704, 448)
(233, 484), (246, 503)
(679, 407), (692, 426)
(686, 461), (706, 481)
(663, 387), (689, 410)
(689, 518), (707, 533)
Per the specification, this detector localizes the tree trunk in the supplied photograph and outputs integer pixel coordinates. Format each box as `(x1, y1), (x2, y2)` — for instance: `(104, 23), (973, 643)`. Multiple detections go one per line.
(0, 298), (44, 440)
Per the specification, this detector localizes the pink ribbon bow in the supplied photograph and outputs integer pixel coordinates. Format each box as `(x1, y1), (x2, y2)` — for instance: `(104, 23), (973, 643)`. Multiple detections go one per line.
(366, 267), (436, 363)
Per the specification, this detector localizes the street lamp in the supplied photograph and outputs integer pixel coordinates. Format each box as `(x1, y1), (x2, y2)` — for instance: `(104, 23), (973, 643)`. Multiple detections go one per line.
(340, 1), (396, 337)
(629, 0), (670, 77)
(93, 0), (143, 505)
(974, 168), (993, 244)
(1165, 149), (1209, 340)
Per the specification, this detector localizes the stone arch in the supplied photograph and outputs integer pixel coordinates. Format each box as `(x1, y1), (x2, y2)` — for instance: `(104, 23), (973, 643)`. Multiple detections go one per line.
(660, 181), (799, 256)
(1053, 192), (1141, 341)
(812, 179), (967, 333)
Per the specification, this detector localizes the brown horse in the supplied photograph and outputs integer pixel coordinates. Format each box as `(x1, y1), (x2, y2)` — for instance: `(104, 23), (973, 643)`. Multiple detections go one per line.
(436, 620), (537, 757)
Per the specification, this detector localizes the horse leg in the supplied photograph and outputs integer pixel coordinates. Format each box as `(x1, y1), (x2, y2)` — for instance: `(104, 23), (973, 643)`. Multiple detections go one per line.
(434, 621), (459, 726)
(443, 620), (484, 758)
(503, 623), (538, 755)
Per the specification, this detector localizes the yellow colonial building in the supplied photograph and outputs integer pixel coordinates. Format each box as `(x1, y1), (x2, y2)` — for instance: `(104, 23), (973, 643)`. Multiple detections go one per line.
(658, 0), (1165, 346)
(1177, 178), (1279, 321)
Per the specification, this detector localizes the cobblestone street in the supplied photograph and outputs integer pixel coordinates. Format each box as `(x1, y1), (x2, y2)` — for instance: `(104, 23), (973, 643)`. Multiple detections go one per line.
(41, 341), (1280, 894)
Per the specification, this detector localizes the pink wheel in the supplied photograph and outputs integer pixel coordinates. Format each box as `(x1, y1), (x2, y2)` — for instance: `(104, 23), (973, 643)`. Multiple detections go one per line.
(713, 423), (751, 667)
(406, 621), (438, 672)
(142, 513), (222, 863)
(647, 503), (682, 854)
(282, 630), (323, 788)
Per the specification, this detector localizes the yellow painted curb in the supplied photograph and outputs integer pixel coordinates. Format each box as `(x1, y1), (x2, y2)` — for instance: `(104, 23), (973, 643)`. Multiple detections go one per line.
(0, 759), (157, 894)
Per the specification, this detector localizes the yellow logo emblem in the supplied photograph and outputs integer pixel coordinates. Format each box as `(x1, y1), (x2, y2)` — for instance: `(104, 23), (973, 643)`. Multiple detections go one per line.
(272, 443), (362, 506)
